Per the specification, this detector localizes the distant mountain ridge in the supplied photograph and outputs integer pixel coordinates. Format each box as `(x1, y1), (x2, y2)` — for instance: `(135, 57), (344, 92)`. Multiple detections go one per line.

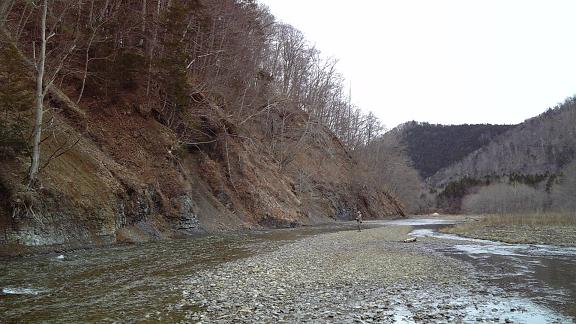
(389, 122), (515, 179)
(429, 97), (576, 187)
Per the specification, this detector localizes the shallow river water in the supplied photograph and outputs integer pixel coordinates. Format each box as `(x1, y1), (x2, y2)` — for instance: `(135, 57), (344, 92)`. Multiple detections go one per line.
(0, 225), (356, 322)
(1, 219), (575, 323)
(384, 218), (576, 322)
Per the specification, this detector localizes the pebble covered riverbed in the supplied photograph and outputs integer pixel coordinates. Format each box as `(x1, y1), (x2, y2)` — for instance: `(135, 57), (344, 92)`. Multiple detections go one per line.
(180, 226), (570, 323)
(2, 220), (573, 323)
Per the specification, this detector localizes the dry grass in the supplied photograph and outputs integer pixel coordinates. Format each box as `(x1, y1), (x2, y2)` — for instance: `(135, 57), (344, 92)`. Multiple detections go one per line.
(479, 212), (576, 226)
(442, 212), (576, 246)
(446, 212), (576, 234)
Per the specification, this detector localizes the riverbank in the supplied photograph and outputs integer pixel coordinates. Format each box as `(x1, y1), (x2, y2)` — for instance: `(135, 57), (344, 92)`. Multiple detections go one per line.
(180, 225), (555, 323)
(442, 214), (576, 247)
(0, 222), (362, 258)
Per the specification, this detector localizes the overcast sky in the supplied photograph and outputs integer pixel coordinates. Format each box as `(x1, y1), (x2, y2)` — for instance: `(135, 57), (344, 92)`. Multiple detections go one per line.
(258, 0), (576, 129)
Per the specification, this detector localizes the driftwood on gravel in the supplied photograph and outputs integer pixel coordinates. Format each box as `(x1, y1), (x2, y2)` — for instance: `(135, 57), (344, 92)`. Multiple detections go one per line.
(403, 237), (417, 243)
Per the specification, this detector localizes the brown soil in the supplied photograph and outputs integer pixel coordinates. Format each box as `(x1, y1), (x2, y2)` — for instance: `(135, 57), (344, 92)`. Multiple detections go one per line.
(0, 35), (405, 255)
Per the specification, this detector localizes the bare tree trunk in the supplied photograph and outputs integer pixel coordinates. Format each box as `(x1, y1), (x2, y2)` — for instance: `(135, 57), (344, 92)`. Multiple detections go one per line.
(15, 4), (33, 41)
(29, 0), (48, 186)
(139, 0), (146, 47)
(77, 31), (96, 104)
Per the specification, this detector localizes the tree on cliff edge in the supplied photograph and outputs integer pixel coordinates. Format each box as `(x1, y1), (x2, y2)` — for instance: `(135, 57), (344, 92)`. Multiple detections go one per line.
(27, 0), (77, 186)
(28, 0), (48, 186)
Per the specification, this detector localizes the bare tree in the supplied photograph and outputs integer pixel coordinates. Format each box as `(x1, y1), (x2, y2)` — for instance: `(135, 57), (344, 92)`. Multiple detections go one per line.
(28, 0), (78, 185)
(462, 183), (548, 214)
(551, 161), (576, 212)
(354, 132), (430, 213)
(28, 0), (48, 186)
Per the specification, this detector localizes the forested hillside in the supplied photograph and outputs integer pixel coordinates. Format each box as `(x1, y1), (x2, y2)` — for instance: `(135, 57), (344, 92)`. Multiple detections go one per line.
(380, 99), (576, 214)
(430, 98), (576, 213)
(430, 98), (576, 187)
(0, 0), (404, 252)
(393, 122), (514, 178)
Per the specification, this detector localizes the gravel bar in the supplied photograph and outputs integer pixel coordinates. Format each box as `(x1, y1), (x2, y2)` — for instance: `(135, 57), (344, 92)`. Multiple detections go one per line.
(178, 226), (567, 323)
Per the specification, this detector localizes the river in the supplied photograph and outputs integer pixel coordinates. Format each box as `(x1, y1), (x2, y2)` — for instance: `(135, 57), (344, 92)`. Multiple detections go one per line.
(405, 219), (576, 320)
(0, 225), (354, 322)
(1, 219), (575, 322)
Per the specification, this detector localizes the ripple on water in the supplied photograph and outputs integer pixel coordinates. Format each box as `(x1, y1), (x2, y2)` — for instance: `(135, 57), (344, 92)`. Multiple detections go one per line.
(2, 287), (49, 296)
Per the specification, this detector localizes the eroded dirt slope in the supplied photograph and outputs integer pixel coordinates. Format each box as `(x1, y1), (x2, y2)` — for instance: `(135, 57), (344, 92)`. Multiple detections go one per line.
(0, 56), (404, 254)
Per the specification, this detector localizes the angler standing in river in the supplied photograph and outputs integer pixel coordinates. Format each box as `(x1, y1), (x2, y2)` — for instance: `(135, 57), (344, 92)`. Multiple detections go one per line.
(355, 211), (363, 232)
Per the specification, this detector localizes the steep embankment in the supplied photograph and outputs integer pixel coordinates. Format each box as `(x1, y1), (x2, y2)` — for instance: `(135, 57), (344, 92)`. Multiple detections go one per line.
(429, 99), (576, 187)
(0, 41), (404, 254)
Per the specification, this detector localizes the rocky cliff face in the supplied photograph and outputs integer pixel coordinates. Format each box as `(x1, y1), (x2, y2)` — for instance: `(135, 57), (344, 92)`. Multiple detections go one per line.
(0, 71), (404, 254)
(0, 0), (406, 255)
